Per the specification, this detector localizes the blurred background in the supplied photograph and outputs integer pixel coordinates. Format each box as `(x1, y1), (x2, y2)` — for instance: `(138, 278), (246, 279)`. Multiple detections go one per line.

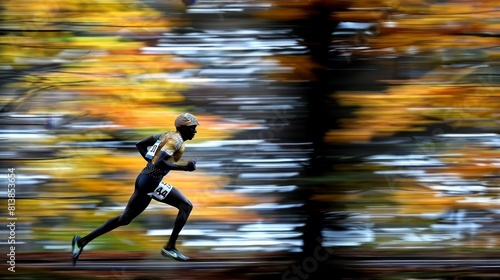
(1, 0), (499, 279)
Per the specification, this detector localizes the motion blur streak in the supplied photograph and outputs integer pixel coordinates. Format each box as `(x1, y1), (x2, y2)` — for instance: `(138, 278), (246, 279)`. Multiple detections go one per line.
(1, 0), (500, 279)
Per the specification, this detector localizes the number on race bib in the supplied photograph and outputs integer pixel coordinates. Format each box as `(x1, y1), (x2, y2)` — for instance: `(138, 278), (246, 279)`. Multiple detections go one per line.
(148, 182), (173, 201)
(145, 139), (161, 159)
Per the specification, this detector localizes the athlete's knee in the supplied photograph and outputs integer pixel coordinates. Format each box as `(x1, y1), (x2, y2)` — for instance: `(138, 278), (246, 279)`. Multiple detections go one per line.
(181, 200), (193, 214)
(117, 214), (133, 226)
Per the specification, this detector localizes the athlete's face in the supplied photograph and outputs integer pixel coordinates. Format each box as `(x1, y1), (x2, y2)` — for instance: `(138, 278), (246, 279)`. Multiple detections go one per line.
(179, 125), (197, 141)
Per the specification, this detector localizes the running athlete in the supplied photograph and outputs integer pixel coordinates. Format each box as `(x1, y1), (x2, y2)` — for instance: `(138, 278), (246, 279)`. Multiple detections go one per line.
(71, 113), (199, 264)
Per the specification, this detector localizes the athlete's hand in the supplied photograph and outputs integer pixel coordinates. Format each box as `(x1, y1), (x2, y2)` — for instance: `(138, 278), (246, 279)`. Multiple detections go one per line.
(185, 159), (196, 172)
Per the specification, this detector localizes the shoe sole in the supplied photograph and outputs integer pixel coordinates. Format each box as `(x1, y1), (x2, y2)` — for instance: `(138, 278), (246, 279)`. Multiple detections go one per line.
(71, 236), (82, 265)
(161, 249), (190, 261)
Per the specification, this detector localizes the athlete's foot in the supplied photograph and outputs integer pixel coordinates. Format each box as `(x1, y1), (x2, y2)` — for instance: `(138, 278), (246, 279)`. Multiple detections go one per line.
(71, 235), (84, 265)
(161, 247), (190, 261)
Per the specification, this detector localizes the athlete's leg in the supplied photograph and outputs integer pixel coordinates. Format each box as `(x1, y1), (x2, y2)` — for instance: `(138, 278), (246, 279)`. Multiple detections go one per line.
(72, 173), (159, 264)
(78, 189), (152, 248)
(160, 187), (193, 250)
(72, 188), (152, 264)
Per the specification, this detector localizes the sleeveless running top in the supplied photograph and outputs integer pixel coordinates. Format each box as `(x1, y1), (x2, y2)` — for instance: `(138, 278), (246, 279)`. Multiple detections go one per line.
(140, 131), (185, 179)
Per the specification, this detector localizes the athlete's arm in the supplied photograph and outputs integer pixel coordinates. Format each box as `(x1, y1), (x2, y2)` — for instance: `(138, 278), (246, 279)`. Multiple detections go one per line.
(135, 135), (159, 162)
(153, 151), (196, 172)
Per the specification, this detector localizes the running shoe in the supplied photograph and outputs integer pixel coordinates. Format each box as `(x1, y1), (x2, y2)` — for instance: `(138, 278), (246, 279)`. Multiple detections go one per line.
(161, 247), (190, 261)
(71, 235), (83, 265)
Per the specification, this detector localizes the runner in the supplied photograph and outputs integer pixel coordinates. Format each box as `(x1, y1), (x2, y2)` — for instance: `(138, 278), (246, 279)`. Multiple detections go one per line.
(71, 113), (199, 264)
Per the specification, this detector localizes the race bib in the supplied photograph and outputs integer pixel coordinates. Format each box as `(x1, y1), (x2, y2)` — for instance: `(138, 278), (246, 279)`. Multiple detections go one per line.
(145, 139), (161, 160)
(148, 182), (173, 201)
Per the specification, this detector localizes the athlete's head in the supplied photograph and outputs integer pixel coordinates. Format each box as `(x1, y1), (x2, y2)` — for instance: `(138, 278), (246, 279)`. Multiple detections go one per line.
(175, 113), (198, 141)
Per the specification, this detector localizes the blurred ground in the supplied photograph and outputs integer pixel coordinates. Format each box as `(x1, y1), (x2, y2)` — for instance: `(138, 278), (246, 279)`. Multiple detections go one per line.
(1, 252), (294, 280)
